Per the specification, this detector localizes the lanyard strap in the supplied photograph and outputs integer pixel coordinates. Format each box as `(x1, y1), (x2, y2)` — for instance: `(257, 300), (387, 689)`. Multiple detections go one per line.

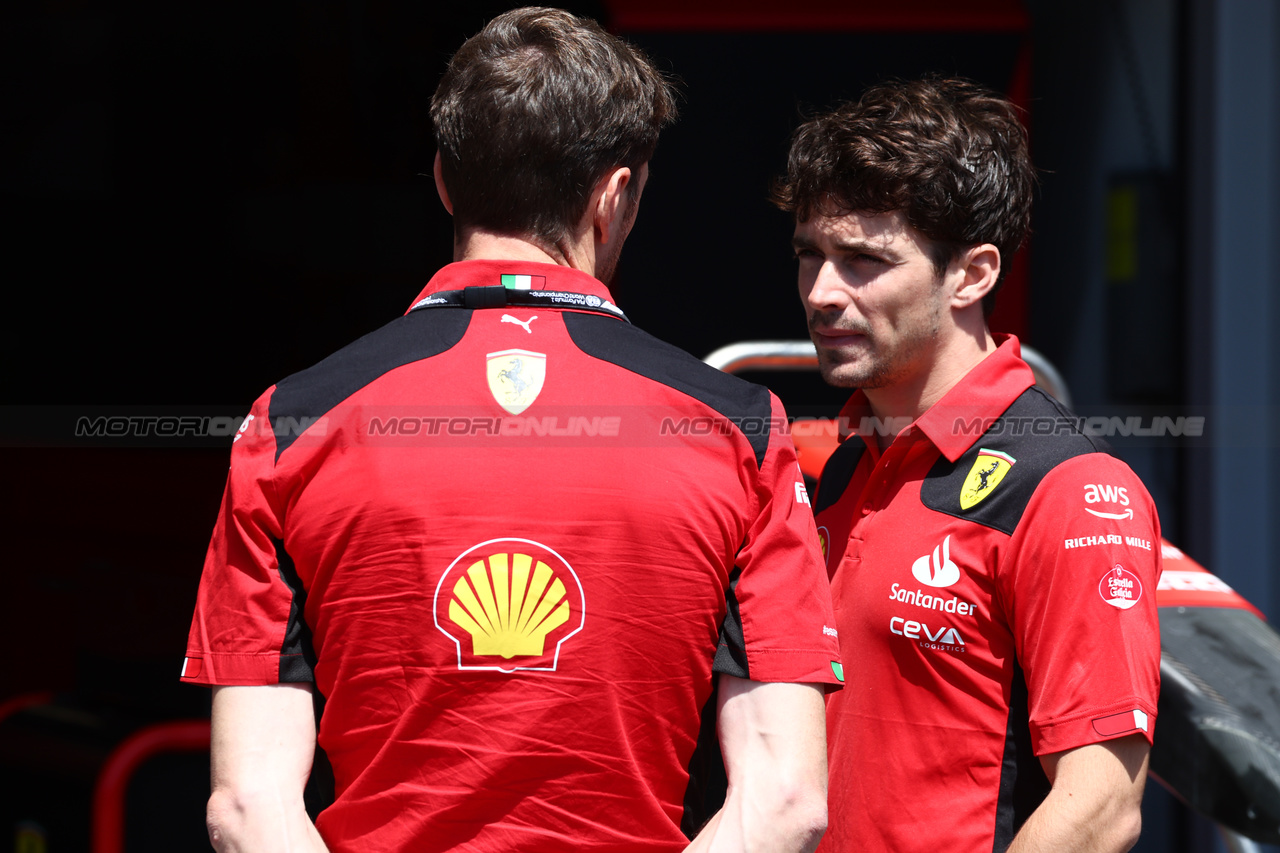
(410, 285), (629, 322)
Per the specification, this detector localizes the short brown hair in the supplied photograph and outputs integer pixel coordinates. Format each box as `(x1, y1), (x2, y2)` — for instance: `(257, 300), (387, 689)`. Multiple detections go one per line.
(432, 7), (677, 245)
(772, 77), (1035, 314)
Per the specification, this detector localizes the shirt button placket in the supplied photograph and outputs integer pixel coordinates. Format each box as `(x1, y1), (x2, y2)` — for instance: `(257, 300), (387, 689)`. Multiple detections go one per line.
(867, 436), (908, 514)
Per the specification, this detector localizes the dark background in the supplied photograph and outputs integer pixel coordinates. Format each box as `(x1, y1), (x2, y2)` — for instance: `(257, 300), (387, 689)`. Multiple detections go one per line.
(0, 0), (1046, 700)
(2, 1), (1209, 850)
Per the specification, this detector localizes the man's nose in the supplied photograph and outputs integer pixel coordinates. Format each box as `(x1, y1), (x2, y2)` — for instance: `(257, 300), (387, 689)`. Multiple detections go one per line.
(805, 261), (851, 310)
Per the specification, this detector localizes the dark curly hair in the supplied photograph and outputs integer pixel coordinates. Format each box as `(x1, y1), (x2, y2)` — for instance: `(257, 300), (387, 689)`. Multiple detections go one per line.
(432, 7), (678, 247)
(772, 77), (1035, 315)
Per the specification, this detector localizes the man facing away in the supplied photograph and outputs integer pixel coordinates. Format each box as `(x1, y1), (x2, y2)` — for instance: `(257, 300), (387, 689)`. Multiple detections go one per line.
(772, 77), (1162, 852)
(181, 8), (841, 853)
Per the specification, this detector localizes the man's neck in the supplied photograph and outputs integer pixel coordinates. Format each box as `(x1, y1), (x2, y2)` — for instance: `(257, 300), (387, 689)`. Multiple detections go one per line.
(864, 327), (998, 449)
(454, 229), (593, 272)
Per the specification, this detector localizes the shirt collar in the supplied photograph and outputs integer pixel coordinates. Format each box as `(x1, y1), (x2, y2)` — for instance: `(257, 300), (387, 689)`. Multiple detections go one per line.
(406, 260), (618, 315)
(916, 335), (1036, 461)
(837, 335), (1036, 463)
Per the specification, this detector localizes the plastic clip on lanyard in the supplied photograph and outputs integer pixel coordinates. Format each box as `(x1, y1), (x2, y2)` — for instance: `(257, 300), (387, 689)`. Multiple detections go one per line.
(410, 286), (630, 323)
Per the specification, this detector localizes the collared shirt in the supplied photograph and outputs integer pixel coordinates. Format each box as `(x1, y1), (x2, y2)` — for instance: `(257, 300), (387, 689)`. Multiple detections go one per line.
(183, 260), (841, 852)
(815, 336), (1161, 853)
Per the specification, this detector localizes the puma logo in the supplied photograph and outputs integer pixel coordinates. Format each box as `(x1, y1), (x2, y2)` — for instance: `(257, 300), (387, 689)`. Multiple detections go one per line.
(501, 314), (537, 334)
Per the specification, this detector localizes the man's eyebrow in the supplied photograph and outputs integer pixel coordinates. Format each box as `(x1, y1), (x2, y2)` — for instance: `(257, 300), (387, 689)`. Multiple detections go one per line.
(831, 239), (885, 255)
(792, 235), (893, 257)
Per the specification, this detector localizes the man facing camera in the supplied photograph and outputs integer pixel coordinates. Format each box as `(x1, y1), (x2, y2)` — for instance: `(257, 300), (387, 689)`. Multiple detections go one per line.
(183, 8), (840, 852)
(773, 77), (1161, 852)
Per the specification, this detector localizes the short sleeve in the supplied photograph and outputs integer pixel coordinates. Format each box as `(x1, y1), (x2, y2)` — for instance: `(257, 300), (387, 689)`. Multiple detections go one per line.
(718, 394), (843, 687)
(999, 453), (1162, 755)
(180, 387), (313, 686)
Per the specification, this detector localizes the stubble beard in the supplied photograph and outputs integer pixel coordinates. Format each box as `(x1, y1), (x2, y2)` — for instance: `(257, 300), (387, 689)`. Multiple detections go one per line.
(810, 302), (944, 390)
(815, 341), (891, 389)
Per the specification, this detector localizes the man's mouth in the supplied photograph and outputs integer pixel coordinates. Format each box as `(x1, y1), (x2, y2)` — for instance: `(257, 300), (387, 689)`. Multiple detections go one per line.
(810, 327), (867, 348)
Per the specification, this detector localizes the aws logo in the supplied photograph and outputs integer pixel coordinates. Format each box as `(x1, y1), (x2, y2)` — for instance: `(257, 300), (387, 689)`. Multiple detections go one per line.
(1084, 483), (1132, 520)
(434, 538), (585, 673)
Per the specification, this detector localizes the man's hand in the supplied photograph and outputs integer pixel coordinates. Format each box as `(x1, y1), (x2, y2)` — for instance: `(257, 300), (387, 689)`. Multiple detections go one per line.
(685, 676), (828, 853)
(1008, 734), (1150, 853)
(206, 683), (329, 853)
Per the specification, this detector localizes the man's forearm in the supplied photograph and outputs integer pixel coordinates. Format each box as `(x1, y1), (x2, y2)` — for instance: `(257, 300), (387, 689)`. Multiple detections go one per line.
(209, 684), (328, 853)
(1006, 784), (1141, 853)
(1007, 736), (1149, 853)
(206, 788), (330, 853)
(682, 783), (826, 853)
(686, 677), (828, 853)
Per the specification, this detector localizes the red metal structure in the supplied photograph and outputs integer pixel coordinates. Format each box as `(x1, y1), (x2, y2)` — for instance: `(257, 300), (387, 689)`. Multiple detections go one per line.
(90, 720), (211, 853)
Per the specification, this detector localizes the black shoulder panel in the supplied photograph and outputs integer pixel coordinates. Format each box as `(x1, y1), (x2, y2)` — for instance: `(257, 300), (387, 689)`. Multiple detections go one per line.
(564, 312), (774, 468)
(269, 309), (472, 461)
(813, 438), (867, 515)
(919, 387), (1113, 535)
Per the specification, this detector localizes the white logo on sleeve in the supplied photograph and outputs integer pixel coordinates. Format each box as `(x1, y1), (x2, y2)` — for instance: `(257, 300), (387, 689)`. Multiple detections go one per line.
(233, 413), (255, 443)
(1083, 483), (1133, 520)
(1099, 564), (1143, 609)
(794, 464), (812, 505)
(911, 535), (961, 588)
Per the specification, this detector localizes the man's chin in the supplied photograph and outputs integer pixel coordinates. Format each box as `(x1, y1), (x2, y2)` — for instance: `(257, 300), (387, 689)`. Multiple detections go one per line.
(816, 355), (865, 389)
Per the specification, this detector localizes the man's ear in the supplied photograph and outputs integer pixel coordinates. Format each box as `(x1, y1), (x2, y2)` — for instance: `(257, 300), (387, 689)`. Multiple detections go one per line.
(591, 166), (633, 246)
(433, 151), (454, 216)
(950, 244), (1001, 310)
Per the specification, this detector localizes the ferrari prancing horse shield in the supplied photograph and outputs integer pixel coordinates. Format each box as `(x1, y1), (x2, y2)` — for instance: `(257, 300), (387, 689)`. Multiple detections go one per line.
(959, 448), (1017, 510)
(487, 349), (546, 415)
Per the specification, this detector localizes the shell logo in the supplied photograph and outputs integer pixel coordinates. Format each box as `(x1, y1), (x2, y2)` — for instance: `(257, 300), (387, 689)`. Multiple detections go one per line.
(434, 538), (585, 673)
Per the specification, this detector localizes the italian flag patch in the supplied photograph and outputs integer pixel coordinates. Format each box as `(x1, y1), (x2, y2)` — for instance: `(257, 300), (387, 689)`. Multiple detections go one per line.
(501, 274), (546, 290)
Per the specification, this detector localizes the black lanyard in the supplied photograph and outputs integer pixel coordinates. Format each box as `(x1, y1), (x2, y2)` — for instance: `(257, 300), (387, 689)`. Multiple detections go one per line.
(410, 285), (629, 323)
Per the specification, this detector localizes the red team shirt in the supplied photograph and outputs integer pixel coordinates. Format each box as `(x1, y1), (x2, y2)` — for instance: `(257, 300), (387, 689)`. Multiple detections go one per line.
(814, 337), (1162, 852)
(182, 261), (841, 852)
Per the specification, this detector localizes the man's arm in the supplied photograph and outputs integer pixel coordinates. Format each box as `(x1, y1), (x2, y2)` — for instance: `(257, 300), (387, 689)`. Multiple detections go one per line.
(206, 683), (329, 853)
(1008, 734), (1150, 853)
(685, 676), (828, 853)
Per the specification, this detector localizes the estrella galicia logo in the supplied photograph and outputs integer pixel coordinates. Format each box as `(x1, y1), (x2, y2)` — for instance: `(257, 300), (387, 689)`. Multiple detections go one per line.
(1098, 564), (1143, 610)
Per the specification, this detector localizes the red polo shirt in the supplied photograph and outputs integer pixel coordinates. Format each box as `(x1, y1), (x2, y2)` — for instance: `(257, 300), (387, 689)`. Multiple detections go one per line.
(183, 260), (841, 852)
(815, 336), (1161, 852)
